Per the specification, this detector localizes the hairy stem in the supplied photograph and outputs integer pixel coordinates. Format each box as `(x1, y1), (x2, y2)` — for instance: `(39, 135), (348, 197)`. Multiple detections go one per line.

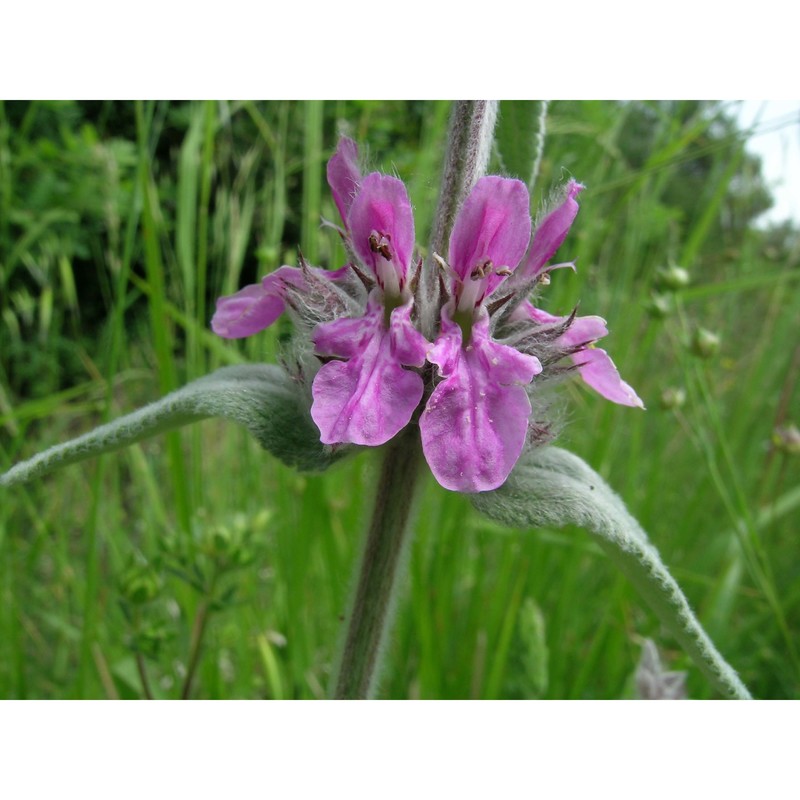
(331, 103), (499, 698)
(429, 101), (498, 257)
(420, 100), (498, 339)
(332, 429), (424, 699)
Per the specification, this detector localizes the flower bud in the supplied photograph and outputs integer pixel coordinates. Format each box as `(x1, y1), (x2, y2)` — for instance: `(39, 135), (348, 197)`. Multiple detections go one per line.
(659, 387), (687, 411)
(690, 328), (721, 359)
(655, 264), (691, 292)
(773, 423), (800, 456)
(645, 293), (672, 320)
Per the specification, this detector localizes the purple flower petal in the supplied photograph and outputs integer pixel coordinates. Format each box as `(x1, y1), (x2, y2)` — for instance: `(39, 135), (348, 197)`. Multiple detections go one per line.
(388, 296), (430, 367)
(347, 173), (415, 293)
(513, 301), (608, 345)
(512, 301), (643, 408)
(212, 264), (356, 340)
(421, 309), (541, 493)
(518, 179), (584, 281)
(211, 266), (304, 339)
(511, 300), (558, 326)
(311, 293), (427, 446)
(448, 177), (532, 301)
(574, 348), (644, 408)
(327, 137), (361, 226)
(560, 315), (609, 346)
(313, 311), (376, 359)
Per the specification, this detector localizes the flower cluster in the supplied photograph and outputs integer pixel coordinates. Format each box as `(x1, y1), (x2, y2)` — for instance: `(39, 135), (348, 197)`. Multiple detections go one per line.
(212, 138), (642, 493)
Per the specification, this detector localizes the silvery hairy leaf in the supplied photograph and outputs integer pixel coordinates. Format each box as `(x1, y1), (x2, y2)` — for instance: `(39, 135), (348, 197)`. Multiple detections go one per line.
(471, 446), (751, 699)
(1, 365), (346, 488)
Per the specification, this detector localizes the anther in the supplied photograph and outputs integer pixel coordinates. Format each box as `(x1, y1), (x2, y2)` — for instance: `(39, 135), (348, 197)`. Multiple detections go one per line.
(470, 259), (493, 280)
(368, 231), (393, 261)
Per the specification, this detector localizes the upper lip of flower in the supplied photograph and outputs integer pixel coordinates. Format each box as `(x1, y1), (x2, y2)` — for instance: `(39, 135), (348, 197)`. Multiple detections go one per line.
(419, 176), (544, 493)
(309, 141), (430, 448)
(346, 171), (415, 298)
(445, 176), (533, 314)
(326, 135), (361, 226)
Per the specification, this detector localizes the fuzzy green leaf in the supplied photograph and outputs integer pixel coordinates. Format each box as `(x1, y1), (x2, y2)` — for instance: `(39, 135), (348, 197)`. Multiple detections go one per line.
(471, 446), (752, 699)
(1, 365), (346, 487)
(495, 101), (548, 191)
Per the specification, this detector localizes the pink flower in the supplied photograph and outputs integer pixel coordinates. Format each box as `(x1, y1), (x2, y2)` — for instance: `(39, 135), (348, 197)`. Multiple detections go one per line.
(211, 137), (428, 448)
(420, 177), (642, 493)
(310, 171), (428, 446)
(212, 136), (641, 494)
(513, 303), (644, 408)
(210, 264), (355, 339)
(420, 177), (542, 493)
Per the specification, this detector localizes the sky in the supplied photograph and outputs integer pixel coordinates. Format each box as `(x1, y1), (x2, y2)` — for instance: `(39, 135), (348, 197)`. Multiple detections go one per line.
(735, 101), (800, 227)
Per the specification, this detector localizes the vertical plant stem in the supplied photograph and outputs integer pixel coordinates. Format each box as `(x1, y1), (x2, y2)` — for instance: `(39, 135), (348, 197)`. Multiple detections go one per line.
(181, 599), (212, 699)
(428, 100), (498, 258)
(332, 430), (424, 699)
(420, 100), (498, 339)
(136, 653), (154, 700)
(331, 100), (499, 698)
(195, 100), (216, 363)
(302, 100), (324, 264)
(92, 643), (121, 700)
(529, 100), (549, 194)
(75, 475), (102, 697)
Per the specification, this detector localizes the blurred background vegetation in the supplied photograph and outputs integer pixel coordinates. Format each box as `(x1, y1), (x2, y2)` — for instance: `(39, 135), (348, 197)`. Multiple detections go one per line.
(1, 100), (798, 699)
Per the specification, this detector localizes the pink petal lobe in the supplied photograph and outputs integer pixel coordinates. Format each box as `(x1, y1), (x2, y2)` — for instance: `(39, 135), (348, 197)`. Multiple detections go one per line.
(311, 296), (426, 446)
(519, 179), (584, 280)
(347, 173), (414, 286)
(513, 302), (607, 345)
(324, 263), (357, 283)
(561, 315), (609, 347)
(470, 309), (543, 384)
(327, 137), (361, 225)
(211, 266), (301, 338)
(511, 301), (642, 407)
(389, 297), (429, 367)
(574, 348), (645, 408)
(510, 300), (561, 325)
(448, 176), (532, 297)
(313, 294), (383, 359)
(421, 309), (541, 493)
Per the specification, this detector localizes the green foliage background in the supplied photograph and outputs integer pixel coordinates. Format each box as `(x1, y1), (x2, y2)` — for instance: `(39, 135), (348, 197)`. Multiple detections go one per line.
(1, 100), (798, 699)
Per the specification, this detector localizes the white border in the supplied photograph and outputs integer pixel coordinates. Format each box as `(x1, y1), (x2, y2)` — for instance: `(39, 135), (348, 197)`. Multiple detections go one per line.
(2, 2), (797, 99)
(0, 701), (796, 797)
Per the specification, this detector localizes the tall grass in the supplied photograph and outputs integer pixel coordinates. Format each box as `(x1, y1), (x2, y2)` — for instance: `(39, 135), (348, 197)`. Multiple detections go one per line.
(0, 100), (798, 698)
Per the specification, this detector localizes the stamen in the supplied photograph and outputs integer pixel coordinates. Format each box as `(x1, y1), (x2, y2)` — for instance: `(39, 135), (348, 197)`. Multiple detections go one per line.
(470, 259), (493, 281)
(368, 231), (393, 261)
(432, 252), (462, 285)
(432, 252), (449, 273)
